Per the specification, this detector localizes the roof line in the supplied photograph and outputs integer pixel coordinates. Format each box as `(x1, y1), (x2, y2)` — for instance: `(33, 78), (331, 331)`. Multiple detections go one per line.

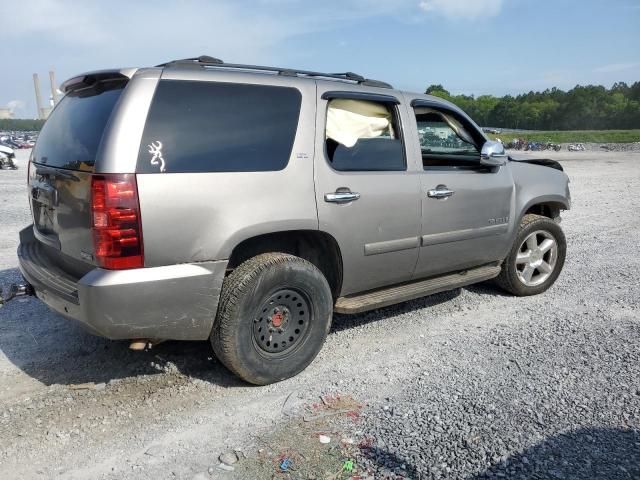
(156, 55), (393, 89)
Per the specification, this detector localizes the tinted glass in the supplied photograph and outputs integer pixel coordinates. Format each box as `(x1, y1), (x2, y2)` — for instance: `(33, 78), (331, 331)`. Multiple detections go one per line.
(137, 81), (302, 173)
(33, 80), (126, 171)
(330, 138), (405, 171)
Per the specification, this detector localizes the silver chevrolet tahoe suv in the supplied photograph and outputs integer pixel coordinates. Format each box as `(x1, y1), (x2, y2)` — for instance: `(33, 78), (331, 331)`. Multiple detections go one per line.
(14, 56), (570, 385)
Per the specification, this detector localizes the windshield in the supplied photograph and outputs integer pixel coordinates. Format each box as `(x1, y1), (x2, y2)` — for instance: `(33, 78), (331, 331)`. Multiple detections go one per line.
(33, 80), (126, 171)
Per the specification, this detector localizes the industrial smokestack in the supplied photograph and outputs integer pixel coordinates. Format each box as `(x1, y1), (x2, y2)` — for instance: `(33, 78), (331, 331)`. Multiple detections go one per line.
(33, 73), (44, 119)
(49, 70), (59, 105)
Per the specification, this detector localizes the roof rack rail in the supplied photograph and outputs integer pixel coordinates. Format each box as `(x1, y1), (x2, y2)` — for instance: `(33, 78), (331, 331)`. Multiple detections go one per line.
(155, 55), (393, 89)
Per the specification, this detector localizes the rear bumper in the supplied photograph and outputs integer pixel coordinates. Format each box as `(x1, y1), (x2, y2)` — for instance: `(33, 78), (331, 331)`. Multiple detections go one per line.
(17, 226), (228, 340)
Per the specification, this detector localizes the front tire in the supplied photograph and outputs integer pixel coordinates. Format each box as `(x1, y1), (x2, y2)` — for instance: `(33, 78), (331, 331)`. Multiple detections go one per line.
(495, 214), (566, 296)
(211, 253), (333, 385)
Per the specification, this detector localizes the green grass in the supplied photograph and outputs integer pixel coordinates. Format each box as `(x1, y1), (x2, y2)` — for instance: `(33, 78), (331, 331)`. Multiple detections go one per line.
(487, 129), (640, 144)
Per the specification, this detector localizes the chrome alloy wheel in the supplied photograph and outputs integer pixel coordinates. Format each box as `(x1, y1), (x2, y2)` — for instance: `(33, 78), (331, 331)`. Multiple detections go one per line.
(515, 230), (558, 287)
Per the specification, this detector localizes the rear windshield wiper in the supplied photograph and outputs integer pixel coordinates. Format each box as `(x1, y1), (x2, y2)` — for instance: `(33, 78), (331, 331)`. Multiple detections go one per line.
(35, 165), (80, 181)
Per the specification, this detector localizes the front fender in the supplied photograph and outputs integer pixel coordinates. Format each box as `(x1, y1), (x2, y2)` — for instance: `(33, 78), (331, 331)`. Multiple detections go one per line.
(510, 161), (571, 223)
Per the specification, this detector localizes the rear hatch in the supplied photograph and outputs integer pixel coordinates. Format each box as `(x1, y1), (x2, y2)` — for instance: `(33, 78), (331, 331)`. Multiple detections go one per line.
(29, 76), (128, 274)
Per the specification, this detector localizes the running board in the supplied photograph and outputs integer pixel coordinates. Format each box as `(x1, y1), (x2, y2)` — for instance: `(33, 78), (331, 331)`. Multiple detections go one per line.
(334, 264), (501, 314)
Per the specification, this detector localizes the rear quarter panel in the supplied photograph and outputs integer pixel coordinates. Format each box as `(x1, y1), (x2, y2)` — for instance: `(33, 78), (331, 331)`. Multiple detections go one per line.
(96, 68), (162, 174)
(136, 71), (318, 266)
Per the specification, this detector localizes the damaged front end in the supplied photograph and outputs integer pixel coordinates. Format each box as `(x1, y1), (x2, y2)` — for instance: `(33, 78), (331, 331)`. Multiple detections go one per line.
(509, 156), (564, 171)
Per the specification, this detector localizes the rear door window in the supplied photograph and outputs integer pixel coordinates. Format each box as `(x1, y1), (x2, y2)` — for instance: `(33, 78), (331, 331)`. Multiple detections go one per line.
(137, 80), (302, 173)
(33, 80), (126, 172)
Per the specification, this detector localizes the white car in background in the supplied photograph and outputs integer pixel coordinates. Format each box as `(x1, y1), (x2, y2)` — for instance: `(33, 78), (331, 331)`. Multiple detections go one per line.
(0, 144), (18, 169)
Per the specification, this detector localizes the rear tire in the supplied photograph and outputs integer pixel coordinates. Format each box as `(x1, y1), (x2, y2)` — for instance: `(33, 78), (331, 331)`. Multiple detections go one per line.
(211, 253), (333, 385)
(495, 214), (566, 296)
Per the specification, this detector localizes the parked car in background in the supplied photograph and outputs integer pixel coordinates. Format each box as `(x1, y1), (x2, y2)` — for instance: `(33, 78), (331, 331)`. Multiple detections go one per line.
(0, 144), (18, 169)
(0, 132), (38, 149)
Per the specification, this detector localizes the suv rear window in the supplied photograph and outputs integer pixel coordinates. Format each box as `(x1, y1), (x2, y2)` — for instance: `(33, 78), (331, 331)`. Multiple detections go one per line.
(33, 80), (126, 172)
(137, 80), (302, 173)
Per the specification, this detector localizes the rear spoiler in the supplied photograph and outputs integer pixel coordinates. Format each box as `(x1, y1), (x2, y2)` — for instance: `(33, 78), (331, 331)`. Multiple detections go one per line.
(60, 68), (138, 94)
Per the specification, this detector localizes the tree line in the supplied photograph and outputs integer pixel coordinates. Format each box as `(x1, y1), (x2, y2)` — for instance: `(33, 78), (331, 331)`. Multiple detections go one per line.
(425, 82), (640, 130)
(0, 118), (46, 132)
(3, 82), (640, 132)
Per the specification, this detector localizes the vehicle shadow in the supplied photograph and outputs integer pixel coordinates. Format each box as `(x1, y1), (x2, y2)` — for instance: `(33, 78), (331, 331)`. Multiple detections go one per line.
(331, 288), (461, 333)
(0, 266), (473, 389)
(331, 278), (512, 335)
(469, 427), (640, 480)
(357, 445), (420, 479)
(357, 427), (640, 479)
(465, 281), (513, 298)
(0, 267), (242, 388)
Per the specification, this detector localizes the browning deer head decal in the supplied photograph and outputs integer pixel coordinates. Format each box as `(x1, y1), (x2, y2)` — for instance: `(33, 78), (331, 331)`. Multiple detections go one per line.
(148, 141), (166, 172)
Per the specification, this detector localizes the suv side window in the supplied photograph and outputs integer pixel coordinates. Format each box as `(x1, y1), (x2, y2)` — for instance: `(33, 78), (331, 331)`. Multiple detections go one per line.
(414, 107), (483, 169)
(137, 80), (302, 173)
(325, 99), (405, 171)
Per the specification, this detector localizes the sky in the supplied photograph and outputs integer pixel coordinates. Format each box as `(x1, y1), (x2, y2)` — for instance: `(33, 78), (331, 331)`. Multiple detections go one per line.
(1, 0), (639, 118)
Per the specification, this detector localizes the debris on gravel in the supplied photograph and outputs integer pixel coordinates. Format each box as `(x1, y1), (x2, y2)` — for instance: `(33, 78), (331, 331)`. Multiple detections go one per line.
(215, 463), (235, 472)
(219, 451), (239, 465)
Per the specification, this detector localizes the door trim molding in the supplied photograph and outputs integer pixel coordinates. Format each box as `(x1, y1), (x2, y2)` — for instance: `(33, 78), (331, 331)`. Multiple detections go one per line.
(364, 237), (420, 256)
(421, 223), (508, 247)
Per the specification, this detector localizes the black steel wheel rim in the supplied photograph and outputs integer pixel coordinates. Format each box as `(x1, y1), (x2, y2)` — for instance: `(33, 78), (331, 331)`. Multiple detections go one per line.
(252, 288), (311, 356)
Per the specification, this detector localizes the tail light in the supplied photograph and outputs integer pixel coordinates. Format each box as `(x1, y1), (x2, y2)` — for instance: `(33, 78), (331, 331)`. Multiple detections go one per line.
(91, 174), (144, 269)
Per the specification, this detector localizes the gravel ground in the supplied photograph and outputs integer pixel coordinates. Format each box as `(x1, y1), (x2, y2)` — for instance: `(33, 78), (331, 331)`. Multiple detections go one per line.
(0, 149), (638, 479)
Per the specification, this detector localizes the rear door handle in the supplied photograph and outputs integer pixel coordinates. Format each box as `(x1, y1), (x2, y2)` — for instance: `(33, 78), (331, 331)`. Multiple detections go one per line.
(324, 190), (361, 204)
(427, 186), (455, 199)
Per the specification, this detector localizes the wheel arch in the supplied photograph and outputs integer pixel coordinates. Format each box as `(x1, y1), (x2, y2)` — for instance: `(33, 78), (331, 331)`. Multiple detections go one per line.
(523, 198), (568, 220)
(227, 230), (344, 299)
(518, 193), (569, 222)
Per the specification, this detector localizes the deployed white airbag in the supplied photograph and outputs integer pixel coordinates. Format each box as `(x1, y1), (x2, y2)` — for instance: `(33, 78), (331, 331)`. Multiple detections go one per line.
(326, 99), (393, 148)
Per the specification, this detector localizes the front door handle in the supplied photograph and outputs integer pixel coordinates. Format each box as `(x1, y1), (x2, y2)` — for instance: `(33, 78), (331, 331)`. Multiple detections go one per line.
(324, 189), (361, 204)
(427, 186), (455, 199)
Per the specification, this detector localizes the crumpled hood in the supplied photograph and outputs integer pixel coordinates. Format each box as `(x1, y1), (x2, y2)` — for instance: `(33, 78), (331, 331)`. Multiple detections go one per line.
(509, 156), (563, 171)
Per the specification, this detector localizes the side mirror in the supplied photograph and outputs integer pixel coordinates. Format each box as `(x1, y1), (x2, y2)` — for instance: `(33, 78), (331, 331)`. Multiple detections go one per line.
(480, 140), (507, 166)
